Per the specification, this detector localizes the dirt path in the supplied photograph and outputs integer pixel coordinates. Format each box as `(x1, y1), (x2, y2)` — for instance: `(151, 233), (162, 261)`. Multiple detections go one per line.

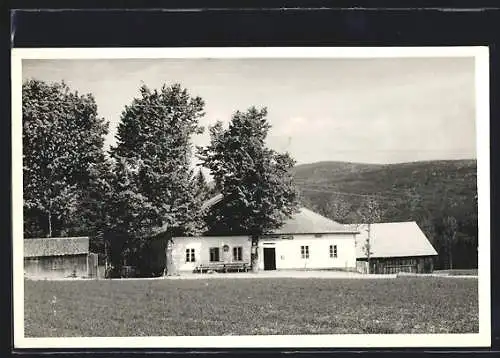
(26, 270), (478, 281)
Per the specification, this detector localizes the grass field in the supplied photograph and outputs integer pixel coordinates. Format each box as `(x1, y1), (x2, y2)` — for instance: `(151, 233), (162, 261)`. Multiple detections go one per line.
(24, 277), (478, 337)
(434, 269), (478, 276)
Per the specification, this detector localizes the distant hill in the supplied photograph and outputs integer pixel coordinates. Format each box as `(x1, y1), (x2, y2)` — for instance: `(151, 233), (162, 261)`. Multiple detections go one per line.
(293, 159), (478, 269)
(293, 159), (476, 197)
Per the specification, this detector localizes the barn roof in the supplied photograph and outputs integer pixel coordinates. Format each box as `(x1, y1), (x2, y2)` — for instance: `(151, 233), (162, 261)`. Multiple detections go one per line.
(270, 207), (357, 235)
(353, 222), (438, 259)
(24, 237), (89, 258)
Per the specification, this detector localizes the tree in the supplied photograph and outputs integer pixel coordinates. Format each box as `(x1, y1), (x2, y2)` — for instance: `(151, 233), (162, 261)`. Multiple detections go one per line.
(65, 158), (115, 259)
(23, 79), (109, 237)
(197, 106), (300, 272)
(357, 197), (382, 273)
(432, 187), (464, 270)
(107, 156), (156, 236)
(192, 169), (211, 203)
(442, 216), (458, 269)
(404, 187), (423, 219)
(320, 196), (352, 223)
(109, 83), (206, 274)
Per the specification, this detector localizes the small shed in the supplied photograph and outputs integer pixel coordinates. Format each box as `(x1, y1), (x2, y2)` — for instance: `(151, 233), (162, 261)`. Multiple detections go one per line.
(354, 222), (438, 274)
(24, 237), (91, 279)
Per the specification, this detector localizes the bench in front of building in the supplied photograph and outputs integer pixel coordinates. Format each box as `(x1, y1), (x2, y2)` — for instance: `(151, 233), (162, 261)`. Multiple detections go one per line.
(194, 262), (250, 273)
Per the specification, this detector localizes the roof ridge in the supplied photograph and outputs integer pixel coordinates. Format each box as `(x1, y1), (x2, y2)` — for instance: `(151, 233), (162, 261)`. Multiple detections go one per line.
(25, 236), (90, 240)
(370, 221), (417, 225)
(299, 207), (343, 224)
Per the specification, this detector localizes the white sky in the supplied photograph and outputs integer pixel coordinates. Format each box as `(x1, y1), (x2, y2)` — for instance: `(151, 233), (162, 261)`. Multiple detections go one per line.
(22, 57), (477, 166)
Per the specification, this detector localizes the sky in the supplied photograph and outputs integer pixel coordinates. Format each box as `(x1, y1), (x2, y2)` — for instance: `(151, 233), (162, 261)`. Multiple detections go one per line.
(22, 57), (477, 166)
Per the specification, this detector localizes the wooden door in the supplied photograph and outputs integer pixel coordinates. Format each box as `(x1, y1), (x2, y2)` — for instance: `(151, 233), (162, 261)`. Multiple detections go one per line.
(263, 247), (276, 270)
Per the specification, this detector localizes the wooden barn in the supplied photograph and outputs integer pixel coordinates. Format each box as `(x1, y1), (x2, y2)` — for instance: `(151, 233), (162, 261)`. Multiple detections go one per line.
(24, 237), (94, 279)
(354, 222), (438, 274)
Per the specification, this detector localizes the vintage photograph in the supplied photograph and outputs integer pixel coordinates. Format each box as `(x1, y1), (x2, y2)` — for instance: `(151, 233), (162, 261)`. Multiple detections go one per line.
(12, 48), (490, 348)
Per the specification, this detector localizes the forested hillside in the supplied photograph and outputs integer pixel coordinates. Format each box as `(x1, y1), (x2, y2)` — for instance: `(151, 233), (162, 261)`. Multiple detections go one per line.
(293, 160), (478, 269)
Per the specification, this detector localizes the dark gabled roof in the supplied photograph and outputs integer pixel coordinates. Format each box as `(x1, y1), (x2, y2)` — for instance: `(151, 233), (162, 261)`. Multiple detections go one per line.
(24, 237), (89, 258)
(132, 223), (170, 239)
(130, 196), (223, 240)
(201, 193), (224, 211)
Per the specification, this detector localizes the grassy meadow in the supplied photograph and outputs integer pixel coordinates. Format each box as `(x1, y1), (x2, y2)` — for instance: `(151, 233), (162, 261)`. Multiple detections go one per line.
(24, 277), (478, 337)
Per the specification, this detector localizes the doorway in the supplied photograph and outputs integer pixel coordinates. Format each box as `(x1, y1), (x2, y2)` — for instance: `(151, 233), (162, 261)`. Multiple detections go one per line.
(263, 247), (276, 270)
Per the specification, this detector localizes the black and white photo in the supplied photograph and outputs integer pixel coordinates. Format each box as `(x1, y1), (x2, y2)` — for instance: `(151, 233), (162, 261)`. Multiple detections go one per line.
(11, 47), (490, 348)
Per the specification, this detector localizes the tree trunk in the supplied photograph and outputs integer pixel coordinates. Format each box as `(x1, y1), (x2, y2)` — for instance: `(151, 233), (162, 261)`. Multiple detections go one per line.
(251, 236), (259, 273)
(163, 238), (173, 276)
(163, 242), (169, 276)
(366, 223), (371, 274)
(448, 233), (455, 270)
(47, 211), (52, 238)
(449, 243), (454, 270)
(104, 239), (108, 271)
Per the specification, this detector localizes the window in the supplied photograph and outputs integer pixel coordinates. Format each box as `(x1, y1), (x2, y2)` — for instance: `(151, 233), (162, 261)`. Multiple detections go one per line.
(329, 245), (338, 258)
(185, 248), (195, 262)
(233, 246), (243, 261)
(300, 245), (309, 259)
(209, 247), (220, 262)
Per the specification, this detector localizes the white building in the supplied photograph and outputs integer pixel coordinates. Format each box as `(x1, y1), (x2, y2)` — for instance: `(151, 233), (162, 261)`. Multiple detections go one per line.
(257, 208), (358, 271)
(171, 204), (359, 273)
(171, 235), (252, 273)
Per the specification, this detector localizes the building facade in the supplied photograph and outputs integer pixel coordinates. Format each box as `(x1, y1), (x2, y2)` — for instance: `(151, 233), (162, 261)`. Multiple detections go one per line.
(171, 236), (252, 273)
(171, 206), (359, 273)
(257, 233), (357, 271)
(354, 221), (438, 274)
(24, 237), (92, 279)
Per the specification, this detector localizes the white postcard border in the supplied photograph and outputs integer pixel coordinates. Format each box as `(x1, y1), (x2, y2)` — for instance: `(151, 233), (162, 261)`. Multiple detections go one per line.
(11, 46), (491, 349)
